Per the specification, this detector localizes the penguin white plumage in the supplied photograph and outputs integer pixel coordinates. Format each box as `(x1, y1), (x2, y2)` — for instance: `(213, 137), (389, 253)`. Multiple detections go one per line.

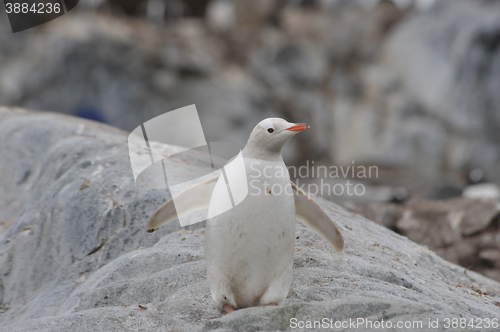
(147, 118), (344, 314)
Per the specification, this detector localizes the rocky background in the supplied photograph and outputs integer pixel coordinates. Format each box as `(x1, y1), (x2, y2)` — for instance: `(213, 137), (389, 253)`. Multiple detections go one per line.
(0, 0), (499, 197)
(355, 198), (500, 283)
(1, 0), (500, 330)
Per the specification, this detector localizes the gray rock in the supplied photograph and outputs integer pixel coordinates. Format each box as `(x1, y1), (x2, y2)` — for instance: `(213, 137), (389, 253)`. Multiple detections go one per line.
(250, 41), (328, 87)
(354, 203), (403, 230)
(3, 1), (500, 198)
(1, 107), (500, 331)
(325, 0), (500, 193)
(356, 197), (500, 283)
(380, 0), (500, 182)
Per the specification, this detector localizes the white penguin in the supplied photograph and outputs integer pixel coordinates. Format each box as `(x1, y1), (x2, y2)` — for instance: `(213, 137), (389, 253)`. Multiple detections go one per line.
(147, 118), (344, 314)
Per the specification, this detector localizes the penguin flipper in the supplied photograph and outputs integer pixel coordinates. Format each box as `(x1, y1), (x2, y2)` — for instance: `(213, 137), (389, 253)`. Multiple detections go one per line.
(146, 175), (219, 233)
(291, 182), (344, 252)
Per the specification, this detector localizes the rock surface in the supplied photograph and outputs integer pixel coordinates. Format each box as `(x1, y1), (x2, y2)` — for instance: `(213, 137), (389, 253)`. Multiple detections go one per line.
(1, 107), (500, 331)
(356, 198), (500, 283)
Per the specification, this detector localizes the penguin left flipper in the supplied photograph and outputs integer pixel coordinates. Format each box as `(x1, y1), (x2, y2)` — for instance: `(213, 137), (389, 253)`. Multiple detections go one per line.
(291, 182), (344, 252)
(146, 175), (220, 233)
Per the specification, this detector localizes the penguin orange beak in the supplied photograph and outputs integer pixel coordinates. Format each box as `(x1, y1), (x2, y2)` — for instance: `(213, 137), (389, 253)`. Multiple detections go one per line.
(286, 123), (310, 132)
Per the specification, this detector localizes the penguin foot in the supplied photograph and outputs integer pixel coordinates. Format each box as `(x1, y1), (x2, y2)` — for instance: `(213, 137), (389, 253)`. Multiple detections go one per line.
(265, 303), (277, 306)
(222, 304), (235, 315)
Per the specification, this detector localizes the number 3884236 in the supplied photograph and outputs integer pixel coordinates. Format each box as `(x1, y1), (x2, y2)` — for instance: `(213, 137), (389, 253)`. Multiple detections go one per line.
(5, 2), (61, 14)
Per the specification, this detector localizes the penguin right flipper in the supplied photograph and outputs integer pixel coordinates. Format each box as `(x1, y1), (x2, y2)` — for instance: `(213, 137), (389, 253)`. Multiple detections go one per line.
(291, 182), (344, 252)
(146, 175), (219, 233)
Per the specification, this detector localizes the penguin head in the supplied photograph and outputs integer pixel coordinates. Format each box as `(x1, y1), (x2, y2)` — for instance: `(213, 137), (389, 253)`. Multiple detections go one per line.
(243, 118), (309, 159)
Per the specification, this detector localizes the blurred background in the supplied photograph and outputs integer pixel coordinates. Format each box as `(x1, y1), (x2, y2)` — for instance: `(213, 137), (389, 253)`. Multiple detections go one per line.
(0, 0), (499, 280)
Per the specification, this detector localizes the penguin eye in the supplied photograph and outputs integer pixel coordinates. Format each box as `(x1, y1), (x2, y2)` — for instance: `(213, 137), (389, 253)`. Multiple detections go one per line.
(267, 128), (275, 134)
